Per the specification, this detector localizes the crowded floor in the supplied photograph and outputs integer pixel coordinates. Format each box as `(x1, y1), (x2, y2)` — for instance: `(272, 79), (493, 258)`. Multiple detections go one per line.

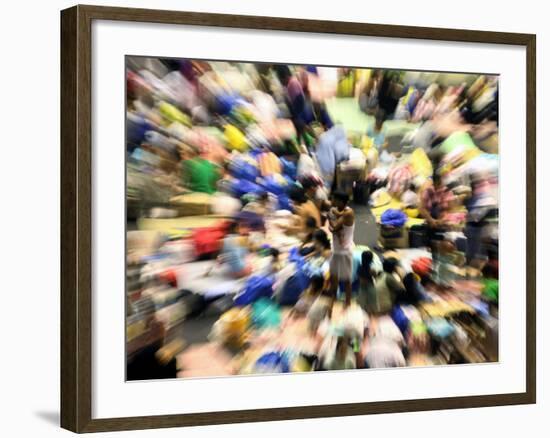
(125, 58), (499, 380)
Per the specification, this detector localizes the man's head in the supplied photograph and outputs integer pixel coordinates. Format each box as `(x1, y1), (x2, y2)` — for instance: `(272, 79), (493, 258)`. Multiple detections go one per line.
(332, 191), (350, 211)
(289, 185), (307, 206)
(305, 216), (317, 233)
(258, 191), (269, 204)
(300, 176), (318, 198)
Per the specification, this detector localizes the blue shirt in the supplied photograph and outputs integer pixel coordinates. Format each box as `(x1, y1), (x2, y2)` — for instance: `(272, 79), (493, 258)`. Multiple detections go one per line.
(222, 235), (248, 273)
(367, 126), (386, 150)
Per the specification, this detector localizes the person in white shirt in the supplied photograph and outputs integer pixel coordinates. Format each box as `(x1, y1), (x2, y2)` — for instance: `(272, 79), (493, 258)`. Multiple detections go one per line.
(328, 191), (356, 309)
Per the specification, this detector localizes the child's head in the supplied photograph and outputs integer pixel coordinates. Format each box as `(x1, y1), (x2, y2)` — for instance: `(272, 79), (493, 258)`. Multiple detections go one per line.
(227, 220), (239, 235)
(258, 192), (269, 204)
(270, 247), (280, 261)
(331, 191), (350, 211)
(312, 229), (331, 252)
(300, 176), (319, 199)
(358, 251), (374, 278)
(258, 191), (269, 204)
(289, 185), (307, 206)
(228, 220), (249, 236)
(305, 216), (317, 233)
(310, 275), (325, 294)
(361, 250), (374, 267)
(402, 272), (416, 290)
(382, 257), (399, 274)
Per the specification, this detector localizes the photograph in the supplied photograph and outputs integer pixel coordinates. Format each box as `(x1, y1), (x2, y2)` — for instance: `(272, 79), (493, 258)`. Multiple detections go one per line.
(125, 57), (500, 380)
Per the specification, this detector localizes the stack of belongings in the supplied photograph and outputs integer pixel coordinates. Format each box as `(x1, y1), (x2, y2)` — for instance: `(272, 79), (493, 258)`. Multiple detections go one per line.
(336, 147), (367, 197)
(379, 208), (409, 249)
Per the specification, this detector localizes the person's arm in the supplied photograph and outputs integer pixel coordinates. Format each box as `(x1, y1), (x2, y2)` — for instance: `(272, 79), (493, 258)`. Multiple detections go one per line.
(331, 208), (355, 233)
(329, 214), (345, 233)
(418, 185), (439, 227)
(330, 209), (354, 234)
(284, 213), (305, 235)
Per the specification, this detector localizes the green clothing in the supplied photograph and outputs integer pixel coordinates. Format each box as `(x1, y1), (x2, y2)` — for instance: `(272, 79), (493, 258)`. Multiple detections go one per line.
(439, 131), (477, 155)
(181, 158), (220, 194)
(357, 277), (377, 314)
(372, 272), (402, 314)
(482, 278), (499, 303)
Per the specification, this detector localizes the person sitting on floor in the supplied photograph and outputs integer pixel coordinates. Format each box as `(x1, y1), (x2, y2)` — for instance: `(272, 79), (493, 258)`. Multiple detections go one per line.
(299, 216), (318, 256)
(269, 247), (282, 274)
(395, 272), (430, 305)
(324, 335), (357, 370)
(293, 274), (326, 318)
(357, 251), (377, 313)
(242, 191), (272, 217)
(366, 108), (388, 151)
(305, 229), (332, 262)
(301, 175), (330, 213)
(372, 257), (405, 315)
(284, 185), (321, 235)
(217, 221), (253, 279)
(432, 238), (465, 289)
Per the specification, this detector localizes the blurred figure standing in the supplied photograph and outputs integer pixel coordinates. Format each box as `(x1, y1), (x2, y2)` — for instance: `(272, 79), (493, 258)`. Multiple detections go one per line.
(328, 191), (355, 308)
(418, 173), (455, 268)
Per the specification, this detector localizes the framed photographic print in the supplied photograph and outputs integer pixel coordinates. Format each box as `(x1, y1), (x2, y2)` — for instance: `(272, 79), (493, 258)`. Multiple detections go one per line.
(60, 4), (536, 433)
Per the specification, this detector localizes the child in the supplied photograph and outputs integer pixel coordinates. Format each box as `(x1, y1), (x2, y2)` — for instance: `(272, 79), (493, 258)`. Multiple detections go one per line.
(306, 277), (334, 334)
(357, 251), (376, 313)
(214, 221), (253, 279)
(285, 185), (321, 235)
(270, 248), (281, 274)
(305, 229), (332, 261)
(363, 336), (406, 369)
(366, 108), (388, 151)
(401, 183), (419, 212)
(372, 258), (405, 314)
(397, 272), (429, 305)
(324, 335), (357, 370)
(293, 275), (326, 317)
(432, 238), (465, 289)
(242, 191), (272, 217)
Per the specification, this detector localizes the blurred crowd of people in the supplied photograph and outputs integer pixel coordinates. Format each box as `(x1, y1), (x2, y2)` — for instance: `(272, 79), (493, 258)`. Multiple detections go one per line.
(126, 57), (499, 379)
